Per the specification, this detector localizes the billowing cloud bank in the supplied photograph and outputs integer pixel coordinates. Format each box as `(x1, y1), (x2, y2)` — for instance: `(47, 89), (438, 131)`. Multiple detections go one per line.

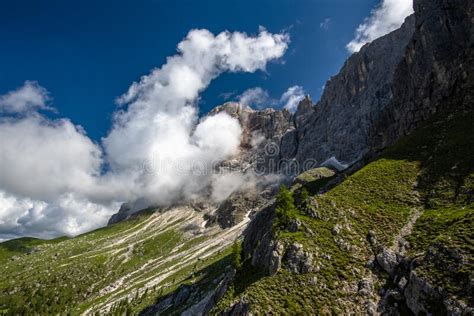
(0, 28), (289, 240)
(347, 0), (413, 53)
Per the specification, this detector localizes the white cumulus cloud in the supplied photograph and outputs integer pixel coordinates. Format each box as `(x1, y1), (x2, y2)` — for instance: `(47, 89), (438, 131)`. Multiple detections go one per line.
(0, 28), (289, 240)
(104, 28), (289, 207)
(280, 85), (305, 112)
(0, 81), (52, 113)
(347, 0), (413, 53)
(0, 115), (102, 201)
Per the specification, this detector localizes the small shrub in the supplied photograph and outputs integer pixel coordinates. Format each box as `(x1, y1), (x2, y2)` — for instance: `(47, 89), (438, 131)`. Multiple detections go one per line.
(232, 241), (243, 270)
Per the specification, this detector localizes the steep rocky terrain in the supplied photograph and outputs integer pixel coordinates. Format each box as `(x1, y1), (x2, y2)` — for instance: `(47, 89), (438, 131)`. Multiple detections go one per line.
(371, 0), (474, 150)
(1, 0), (472, 314)
(0, 205), (250, 315)
(210, 0), (474, 314)
(293, 14), (415, 166)
(213, 108), (473, 314)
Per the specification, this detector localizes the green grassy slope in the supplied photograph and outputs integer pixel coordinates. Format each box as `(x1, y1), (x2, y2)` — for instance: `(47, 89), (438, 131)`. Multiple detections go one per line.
(0, 110), (471, 315)
(213, 110), (474, 314)
(0, 206), (243, 315)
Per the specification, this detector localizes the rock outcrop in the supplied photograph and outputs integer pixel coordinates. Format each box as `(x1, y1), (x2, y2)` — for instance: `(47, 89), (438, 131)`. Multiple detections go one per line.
(293, 15), (416, 166)
(379, 242), (474, 315)
(370, 0), (474, 150)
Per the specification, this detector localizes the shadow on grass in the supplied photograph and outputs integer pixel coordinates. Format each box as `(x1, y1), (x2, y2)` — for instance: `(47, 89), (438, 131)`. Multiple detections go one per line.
(381, 110), (474, 207)
(138, 253), (234, 316)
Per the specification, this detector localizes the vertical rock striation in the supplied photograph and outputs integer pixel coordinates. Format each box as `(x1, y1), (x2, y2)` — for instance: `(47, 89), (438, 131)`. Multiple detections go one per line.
(294, 15), (416, 167)
(370, 0), (474, 150)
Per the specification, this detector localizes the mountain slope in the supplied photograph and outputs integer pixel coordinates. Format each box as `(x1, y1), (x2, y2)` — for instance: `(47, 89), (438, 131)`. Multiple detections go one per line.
(1, 0), (472, 314)
(211, 0), (474, 312)
(0, 205), (247, 315)
(212, 108), (473, 315)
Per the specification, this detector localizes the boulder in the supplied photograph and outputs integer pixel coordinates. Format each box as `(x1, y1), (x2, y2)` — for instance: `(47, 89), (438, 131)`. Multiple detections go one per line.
(283, 242), (316, 274)
(376, 248), (399, 275)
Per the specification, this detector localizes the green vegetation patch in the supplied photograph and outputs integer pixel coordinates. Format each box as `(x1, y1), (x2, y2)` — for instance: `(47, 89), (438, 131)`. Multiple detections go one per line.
(214, 110), (474, 313)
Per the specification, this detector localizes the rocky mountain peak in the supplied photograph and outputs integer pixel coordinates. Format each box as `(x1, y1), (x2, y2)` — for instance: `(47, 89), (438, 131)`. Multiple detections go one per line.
(208, 101), (255, 118)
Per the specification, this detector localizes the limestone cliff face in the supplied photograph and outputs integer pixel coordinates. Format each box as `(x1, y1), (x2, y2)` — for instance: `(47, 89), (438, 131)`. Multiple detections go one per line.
(223, 0), (473, 173)
(370, 0), (474, 150)
(212, 14), (417, 172)
(293, 15), (415, 166)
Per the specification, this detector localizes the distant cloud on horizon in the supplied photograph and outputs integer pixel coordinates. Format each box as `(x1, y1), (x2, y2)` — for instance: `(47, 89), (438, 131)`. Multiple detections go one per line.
(237, 87), (273, 109)
(236, 85), (306, 112)
(347, 0), (413, 53)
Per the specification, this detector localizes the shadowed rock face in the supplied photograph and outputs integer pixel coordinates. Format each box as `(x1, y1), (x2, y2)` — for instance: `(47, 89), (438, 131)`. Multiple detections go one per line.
(223, 0), (473, 173)
(370, 0), (474, 150)
(293, 15), (416, 167)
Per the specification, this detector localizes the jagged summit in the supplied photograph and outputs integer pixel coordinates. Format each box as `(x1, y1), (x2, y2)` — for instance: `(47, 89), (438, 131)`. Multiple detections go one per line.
(208, 102), (255, 117)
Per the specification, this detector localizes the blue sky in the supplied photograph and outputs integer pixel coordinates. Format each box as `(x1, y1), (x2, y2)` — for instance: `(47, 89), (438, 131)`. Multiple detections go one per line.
(0, 0), (416, 239)
(0, 0), (378, 141)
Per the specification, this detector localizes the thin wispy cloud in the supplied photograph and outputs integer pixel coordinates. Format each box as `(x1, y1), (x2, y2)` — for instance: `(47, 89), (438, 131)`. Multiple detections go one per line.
(238, 87), (273, 109)
(320, 18), (331, 30)
(219, 91), (237, 101)
(236, 85), (306, 112)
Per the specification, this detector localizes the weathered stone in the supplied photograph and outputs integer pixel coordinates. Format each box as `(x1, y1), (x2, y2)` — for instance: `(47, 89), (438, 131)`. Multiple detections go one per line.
(223, 298), (250, 316)
(364, 300), (378, 316)
(174, 284), (191, 305)
(367, 230), (377, 246)
(332, 224), (342, 235)
(358, 279), (373, 297)
(268, 241), (285, 275)
(287, 219), (301, 233)
(397, 276), (408, 290)
(385, 289), (403, 301)
(376, 248), (399, 275)
(279, 129), (298, 160)
(283, 242), (315, 274)
(294, 95), (314, 129)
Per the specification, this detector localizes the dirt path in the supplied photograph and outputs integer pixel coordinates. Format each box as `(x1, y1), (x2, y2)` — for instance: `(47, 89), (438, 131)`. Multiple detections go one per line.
(362, 207), (424, 313)
(390, 207), (423, 255)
